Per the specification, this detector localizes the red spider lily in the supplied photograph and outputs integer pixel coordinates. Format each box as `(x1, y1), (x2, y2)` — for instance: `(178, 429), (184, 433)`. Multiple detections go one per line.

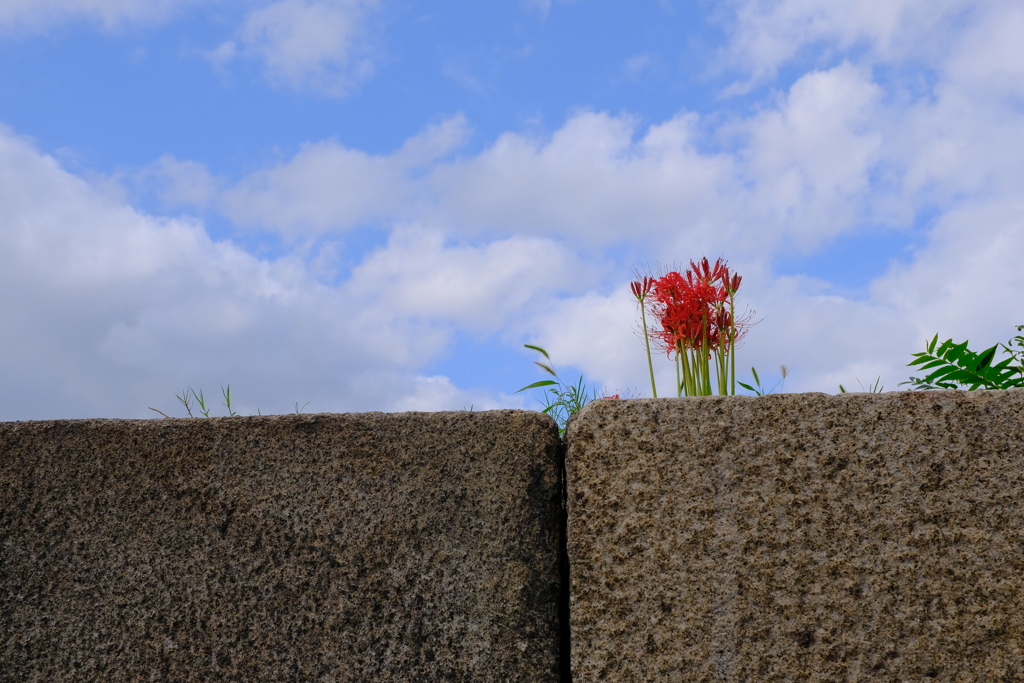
(649, 265), (729, 353)
(726, 273), (742, 295)
(631, 274), (659, 397)
(630, 276), (655, 302)
(642, 257), (747, 396)
(691, 256), (729, 285)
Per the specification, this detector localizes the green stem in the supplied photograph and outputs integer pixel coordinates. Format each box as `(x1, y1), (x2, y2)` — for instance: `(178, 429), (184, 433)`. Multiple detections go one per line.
(700, 315), (712, 396)
(678, 345), (692, 397)
(676, 350), (684, 397)
(639, 303), (658, 398)
(728, 293), (736, 396)
(722, 320), (730, 394)
(685, 346), (698, 396)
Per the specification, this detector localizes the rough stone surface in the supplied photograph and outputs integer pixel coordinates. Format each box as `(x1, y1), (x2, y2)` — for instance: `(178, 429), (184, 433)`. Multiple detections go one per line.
(0, 410), (565, 682)
(566, 391), (1024, 682)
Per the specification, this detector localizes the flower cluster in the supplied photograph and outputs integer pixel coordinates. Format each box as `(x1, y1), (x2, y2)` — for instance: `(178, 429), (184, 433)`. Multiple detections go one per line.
(634, 258), (749, 397)
(517, 256), (751, 431)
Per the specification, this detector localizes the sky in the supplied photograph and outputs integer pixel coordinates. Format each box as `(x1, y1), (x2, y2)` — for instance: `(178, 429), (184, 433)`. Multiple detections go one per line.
(1, 0), (1023, 420)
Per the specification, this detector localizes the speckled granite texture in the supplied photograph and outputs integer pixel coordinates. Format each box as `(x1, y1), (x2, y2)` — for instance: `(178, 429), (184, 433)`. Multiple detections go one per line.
(566, 391), (1024, 682)
(0, 411), (564, 682)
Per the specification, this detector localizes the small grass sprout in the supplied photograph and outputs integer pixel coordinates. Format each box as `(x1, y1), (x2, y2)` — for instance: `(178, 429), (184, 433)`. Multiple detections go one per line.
(738, 365), (788, 396)
(839, 377), (883, 393)
(516, 344), (604, 435)
(151, 384), (310, 418)
(221, 385), (237, 417)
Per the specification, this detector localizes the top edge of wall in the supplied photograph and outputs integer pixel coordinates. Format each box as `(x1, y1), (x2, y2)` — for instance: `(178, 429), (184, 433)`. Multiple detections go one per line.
(0, 408), (558, 428)
(566, 389), (1024, 438)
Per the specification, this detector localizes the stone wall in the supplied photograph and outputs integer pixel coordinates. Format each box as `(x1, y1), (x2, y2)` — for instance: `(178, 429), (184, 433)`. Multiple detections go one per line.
(565, 391), (1024, 682)
(0, 411), (565, 682)
(4, 392), (1024, 681)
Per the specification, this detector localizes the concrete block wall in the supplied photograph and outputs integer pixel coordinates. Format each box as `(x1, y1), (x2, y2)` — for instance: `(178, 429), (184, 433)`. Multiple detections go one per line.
(1, 411), (565, 682)
(3, 391), (1024, 681)
(566, 391), (1024, 681)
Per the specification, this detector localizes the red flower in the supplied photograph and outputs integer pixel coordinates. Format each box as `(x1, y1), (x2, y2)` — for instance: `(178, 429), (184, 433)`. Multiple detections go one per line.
(691, 256), (728, 284)
(647, 258), (743, 357)
(630, 276), (655, 302)
(727, 273), (742, 295)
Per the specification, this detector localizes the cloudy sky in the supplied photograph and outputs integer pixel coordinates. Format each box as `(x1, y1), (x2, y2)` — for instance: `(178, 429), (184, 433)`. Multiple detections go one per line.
(1, 0), (1022, 420)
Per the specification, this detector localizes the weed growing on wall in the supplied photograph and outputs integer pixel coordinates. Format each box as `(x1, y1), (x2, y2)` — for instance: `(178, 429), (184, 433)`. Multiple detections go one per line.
(149, 385), (310, 418)
(515, 345), (615, 435)
(900, 325), (1024, 391)
(839, 377), (884, 394)
(741, 365), (789, 396)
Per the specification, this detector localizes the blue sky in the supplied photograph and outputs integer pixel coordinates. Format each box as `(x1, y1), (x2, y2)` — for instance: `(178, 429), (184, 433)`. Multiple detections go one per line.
(1, 0), (1023, 419)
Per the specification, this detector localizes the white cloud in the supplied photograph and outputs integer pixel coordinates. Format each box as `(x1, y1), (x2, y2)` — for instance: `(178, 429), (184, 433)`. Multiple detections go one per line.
(945, 3), (1024, 100)
(212, 0), (379, 95)
(870, 200), (1024, 343)
(0, 0), (381, 97)
(423, 67), (890, 256)
(0, 0), (204, 31)
(195, 54), (959, 270)
(347, 226), (589, 332)
(722, 0), (977, 88)
(221, 115), (469, 235)
(140, 154), (221, 208)
(732, 62), (886, 250)
(384, 375), (513, 412)
(197, 71), (887, 256)
(877, 6), (1024, 206)
(427, 111), (740, 249)
(0, 124), (505, 419)
(211, 110), (741, 251)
